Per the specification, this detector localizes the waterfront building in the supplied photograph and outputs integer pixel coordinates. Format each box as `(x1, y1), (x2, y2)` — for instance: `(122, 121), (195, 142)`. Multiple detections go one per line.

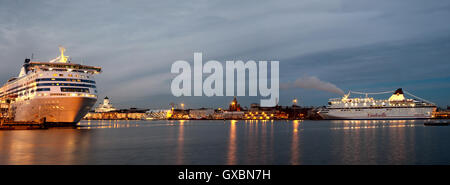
(433, 106), (450, 119)
(84, 108), (149, 120)
(189, 108), (215, 119)
(94, 96), (117, 113)
(145, 109), (172, 120)
(169, 109), (190, 119)
(229, 96), (242, 111)
(223, 111), (245, 119)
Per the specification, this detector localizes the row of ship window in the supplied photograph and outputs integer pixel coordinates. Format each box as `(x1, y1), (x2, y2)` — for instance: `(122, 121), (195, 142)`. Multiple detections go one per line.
(50, 73), (91, 78)
(1, 87), (92, 98)
(37, 83), (96, 88)
(5, 82), (95, 94)
(36, 78), (96, 84)
(339, 109), (370, 111)
(1, 82), (95, 97)
(21, 87), (89, 94)
(2, 78), (95, 94)
(20, 87), (90, 95)
(39, 68), (96, 74)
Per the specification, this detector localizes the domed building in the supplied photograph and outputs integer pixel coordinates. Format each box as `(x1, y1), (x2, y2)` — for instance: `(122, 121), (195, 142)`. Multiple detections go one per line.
(94, 96), (117, 113)
(228, 96), (241, 111)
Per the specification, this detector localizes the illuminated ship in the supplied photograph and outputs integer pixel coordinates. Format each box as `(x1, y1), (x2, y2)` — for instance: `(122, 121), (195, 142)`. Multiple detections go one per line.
(317, 88), (436, 120)
(0, 47), (101, 125)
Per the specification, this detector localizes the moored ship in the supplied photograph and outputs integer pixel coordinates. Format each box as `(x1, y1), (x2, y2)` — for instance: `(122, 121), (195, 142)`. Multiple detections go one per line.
(0, 47), (101, 125)
(318, 88), (436, 120)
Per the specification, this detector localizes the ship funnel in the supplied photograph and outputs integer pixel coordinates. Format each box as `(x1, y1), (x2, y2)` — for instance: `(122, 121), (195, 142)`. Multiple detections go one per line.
(389, 88), (405, 101)
(393, 88), (404, 95)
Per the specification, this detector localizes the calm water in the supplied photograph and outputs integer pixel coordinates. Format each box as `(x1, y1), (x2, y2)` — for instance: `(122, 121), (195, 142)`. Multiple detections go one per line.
(1, 119), (450, 165)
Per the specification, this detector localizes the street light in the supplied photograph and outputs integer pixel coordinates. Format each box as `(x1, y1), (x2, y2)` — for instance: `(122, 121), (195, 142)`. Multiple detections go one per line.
(292, 98), (298, 106)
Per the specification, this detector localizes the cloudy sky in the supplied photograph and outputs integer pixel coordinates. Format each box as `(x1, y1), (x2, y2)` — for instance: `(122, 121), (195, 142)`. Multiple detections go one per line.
(1, 0), (450, 109)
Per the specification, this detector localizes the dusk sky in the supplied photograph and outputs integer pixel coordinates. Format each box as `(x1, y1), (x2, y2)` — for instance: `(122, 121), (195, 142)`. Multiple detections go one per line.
(1, 0), (450, 109)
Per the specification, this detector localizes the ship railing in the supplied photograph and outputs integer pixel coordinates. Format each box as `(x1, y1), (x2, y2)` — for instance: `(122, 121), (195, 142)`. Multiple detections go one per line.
(29, 62), (102, 73)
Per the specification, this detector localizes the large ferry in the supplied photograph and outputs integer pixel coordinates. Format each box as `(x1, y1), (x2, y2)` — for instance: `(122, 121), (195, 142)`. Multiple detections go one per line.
(317, 88), (436, 120)
(0, 47), (101, 125)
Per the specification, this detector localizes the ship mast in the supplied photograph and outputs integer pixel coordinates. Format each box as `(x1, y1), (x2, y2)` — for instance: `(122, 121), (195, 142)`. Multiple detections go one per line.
(58, 46), (68, 63)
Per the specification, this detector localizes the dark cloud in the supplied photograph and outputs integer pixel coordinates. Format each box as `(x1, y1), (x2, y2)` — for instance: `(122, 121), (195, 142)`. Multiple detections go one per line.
(1, 0), (450, 108)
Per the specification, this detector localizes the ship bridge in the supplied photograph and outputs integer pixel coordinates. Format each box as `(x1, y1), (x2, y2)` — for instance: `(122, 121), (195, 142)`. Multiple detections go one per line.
(23, 46), (101, 75)
(26, 62), (102, 74)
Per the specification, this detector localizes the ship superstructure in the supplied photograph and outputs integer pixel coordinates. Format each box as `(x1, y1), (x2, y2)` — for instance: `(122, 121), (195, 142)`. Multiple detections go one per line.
(0, 47), (101, 125)
(318, 88), (436, 119)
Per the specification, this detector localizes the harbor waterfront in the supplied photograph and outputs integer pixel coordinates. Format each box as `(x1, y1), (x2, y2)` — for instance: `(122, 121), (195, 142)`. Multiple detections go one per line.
(1, 119), (450, 165)
(82, 94), (449, 121)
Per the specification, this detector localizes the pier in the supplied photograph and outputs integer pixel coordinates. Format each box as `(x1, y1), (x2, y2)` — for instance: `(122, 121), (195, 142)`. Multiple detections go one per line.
(0, 118), (48, 130)
(0, 101), (48, 130)
(433, 106), (450, 119)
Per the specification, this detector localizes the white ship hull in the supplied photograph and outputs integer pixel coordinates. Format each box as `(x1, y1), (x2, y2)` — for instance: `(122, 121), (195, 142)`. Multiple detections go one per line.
(318, 107), (436, 120)
(11, 96), (97, 125)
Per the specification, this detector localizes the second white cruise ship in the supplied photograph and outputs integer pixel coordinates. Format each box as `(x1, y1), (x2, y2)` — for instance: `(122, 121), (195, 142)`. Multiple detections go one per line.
(0, 47), (101, 125)
(317, 88), (436, 120)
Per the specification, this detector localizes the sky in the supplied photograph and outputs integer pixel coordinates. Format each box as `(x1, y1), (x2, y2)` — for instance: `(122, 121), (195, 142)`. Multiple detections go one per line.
(1, 0), (450, 109)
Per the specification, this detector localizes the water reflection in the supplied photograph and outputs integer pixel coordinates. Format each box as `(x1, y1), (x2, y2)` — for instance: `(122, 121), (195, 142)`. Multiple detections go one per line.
(0, 119), (442, 165)
(387, 121), (409, 164)
(79, 120), (143, 129)
(290, 120), (301, 165)
(330, 120), (419, 164)
(227, 120), (237, 165)
(332, 120), (416, 130)
(260, 120), (267, 163)
(339, 122), (362, 164)
(246, 120), (256, 163)
(0, 129), (91, 164)
(176, 120), (185, 164)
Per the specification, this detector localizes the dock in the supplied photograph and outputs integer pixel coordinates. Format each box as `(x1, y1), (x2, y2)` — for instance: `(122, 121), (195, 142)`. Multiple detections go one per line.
(424, 121), (449, 126)
(0, 118), (48, 130)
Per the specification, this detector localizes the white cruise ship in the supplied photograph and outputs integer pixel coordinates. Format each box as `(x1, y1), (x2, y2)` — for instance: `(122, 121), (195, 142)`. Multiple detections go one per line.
(317, 88), (436, 120)
(0, 47), (101, 125)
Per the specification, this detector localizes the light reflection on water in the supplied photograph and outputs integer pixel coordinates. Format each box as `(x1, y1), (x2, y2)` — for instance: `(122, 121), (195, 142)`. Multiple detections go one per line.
(227, 120), (237, 165)
(1, 119), (450, 165)
(176, 120), (185, 165)
(0, 128), (91, 165)
(290, 120), (301, 165)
